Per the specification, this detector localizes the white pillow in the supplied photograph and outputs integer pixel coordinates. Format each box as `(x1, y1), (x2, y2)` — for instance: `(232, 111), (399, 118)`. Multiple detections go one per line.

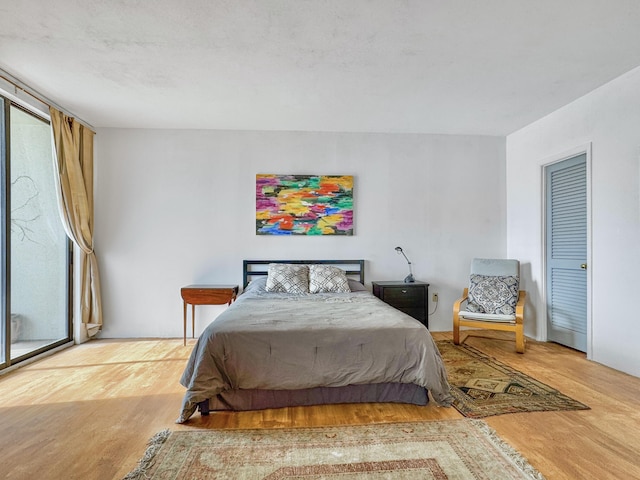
(265, 264), (309, 293)
(309, 264), (351, 293)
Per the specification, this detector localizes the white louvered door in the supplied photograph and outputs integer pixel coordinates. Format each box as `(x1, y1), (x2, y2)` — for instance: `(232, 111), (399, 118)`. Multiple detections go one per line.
(545, 154), (587, 351)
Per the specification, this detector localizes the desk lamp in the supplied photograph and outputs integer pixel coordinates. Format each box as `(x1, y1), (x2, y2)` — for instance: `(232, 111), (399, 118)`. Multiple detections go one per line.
(395, 246), (415, 283)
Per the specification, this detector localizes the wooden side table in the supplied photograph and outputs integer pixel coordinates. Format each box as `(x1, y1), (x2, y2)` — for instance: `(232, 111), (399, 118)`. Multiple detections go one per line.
(372, 281), (429, 328)
(181, 284), (239, 345)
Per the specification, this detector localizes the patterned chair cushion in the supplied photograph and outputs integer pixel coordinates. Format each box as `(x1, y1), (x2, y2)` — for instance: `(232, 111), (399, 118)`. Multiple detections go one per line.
(265, 264), (310, 293)
(467, 274), (519, 315)
(309, 265), (351, 293)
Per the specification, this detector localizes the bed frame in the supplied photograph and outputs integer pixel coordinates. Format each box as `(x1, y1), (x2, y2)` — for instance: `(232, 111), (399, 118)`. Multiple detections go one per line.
(196, 258), (428, 416)
(243, 259), (365, 288)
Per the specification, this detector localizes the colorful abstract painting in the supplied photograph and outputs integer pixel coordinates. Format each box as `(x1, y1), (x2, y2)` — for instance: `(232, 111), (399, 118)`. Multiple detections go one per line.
(256, 174), (353, 235)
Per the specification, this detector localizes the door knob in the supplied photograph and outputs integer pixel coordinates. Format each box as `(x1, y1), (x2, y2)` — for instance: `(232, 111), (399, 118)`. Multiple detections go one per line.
(580, 264), (587, 270)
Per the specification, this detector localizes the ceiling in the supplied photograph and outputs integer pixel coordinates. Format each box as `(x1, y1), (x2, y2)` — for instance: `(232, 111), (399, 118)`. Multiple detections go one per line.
(2, 1), (640, 135)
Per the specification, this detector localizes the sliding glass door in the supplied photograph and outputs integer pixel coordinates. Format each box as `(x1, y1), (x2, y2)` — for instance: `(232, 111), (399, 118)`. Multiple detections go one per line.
(1, 98), (71, 369)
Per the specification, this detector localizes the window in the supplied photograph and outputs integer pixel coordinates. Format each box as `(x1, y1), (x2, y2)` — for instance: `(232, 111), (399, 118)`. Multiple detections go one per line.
(1, 98), (72, 369)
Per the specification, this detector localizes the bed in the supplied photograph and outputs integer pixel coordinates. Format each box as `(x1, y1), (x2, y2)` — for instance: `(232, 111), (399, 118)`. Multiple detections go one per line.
(177, 260), (453, 423)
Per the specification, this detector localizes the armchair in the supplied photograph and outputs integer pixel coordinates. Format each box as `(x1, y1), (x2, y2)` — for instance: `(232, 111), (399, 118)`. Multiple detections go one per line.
(453, 258), (526, 353)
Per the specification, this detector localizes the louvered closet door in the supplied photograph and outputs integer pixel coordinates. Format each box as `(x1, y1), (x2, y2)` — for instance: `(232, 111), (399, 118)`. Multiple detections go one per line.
(546, 154), (587, 352)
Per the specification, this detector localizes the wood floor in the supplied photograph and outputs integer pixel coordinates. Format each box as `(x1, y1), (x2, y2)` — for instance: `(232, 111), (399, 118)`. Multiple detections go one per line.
(1, 331), (639, 479)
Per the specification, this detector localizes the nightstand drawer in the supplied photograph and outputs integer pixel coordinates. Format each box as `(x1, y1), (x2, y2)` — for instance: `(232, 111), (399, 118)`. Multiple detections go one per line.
(381, 286), (425, 307)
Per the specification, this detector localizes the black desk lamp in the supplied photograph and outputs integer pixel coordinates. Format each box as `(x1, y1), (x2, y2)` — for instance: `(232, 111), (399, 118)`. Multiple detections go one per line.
(395, 246), (415, 283)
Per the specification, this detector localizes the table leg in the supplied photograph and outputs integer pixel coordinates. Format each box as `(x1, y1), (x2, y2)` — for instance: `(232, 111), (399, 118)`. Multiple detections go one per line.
(183, 300), (187, 346)
(191, 304), (196, 339)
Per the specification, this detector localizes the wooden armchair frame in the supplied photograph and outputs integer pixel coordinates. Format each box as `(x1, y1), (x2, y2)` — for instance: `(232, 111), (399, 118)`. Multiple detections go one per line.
(453, 288), (526, 353)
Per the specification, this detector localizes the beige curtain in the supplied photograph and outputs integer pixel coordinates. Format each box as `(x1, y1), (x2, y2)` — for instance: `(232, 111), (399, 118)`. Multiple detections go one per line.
(50, 107), (103, 339)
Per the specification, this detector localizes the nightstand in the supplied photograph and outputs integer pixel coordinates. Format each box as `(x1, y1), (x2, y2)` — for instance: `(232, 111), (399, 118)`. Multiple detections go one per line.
(181, 284), (239, 345)
(372, 281), (429, 328)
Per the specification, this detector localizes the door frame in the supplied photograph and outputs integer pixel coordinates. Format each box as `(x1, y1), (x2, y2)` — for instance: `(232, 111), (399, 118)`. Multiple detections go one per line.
(540, 143), (592, 358)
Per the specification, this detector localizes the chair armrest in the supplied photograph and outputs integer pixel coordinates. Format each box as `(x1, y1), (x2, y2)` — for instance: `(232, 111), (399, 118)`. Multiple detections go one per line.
(515, 290), (526, 324)
(453, 288), (469, 317)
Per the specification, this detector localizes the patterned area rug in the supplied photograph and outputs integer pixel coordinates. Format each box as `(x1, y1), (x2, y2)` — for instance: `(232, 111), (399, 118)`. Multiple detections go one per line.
(124, 419), (545, 479)
(437, 340), (589, 418)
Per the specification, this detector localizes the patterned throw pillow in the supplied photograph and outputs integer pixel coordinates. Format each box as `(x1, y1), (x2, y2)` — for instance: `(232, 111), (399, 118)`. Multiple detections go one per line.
(467, 274), (519, 315)
(309, 265), (351, 293)
(265, 264), (310, 293)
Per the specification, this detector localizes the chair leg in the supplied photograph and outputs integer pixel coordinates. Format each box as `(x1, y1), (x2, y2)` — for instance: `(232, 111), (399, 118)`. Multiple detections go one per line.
(453, 291), (467, 346)
(453, 315), (460, 345)
(515, 324), (525, 353)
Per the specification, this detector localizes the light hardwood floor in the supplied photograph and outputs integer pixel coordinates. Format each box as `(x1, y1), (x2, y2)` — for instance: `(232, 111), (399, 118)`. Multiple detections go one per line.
(1, 331), (639, 479)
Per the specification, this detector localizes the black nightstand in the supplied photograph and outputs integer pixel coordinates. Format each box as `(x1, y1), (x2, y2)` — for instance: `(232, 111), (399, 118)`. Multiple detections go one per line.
(372, 281), (429, 328)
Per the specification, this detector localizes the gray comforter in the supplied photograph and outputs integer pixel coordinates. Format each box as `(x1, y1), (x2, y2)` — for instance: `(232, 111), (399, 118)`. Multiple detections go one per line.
(177, 279), (453, 423)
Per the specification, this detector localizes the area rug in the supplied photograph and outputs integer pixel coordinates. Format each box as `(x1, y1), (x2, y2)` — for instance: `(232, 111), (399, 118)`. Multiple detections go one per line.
(123, 419), (545, 479)
(437, 340), (589, 418)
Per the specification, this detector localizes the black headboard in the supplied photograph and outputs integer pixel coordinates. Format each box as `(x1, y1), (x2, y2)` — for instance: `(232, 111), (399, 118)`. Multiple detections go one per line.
(243, 259), (365, 288)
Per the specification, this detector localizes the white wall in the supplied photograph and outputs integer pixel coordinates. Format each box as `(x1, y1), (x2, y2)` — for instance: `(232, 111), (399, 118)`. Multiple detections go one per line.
(506, 66), (640, 377)
(95, 129), (505, 338)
